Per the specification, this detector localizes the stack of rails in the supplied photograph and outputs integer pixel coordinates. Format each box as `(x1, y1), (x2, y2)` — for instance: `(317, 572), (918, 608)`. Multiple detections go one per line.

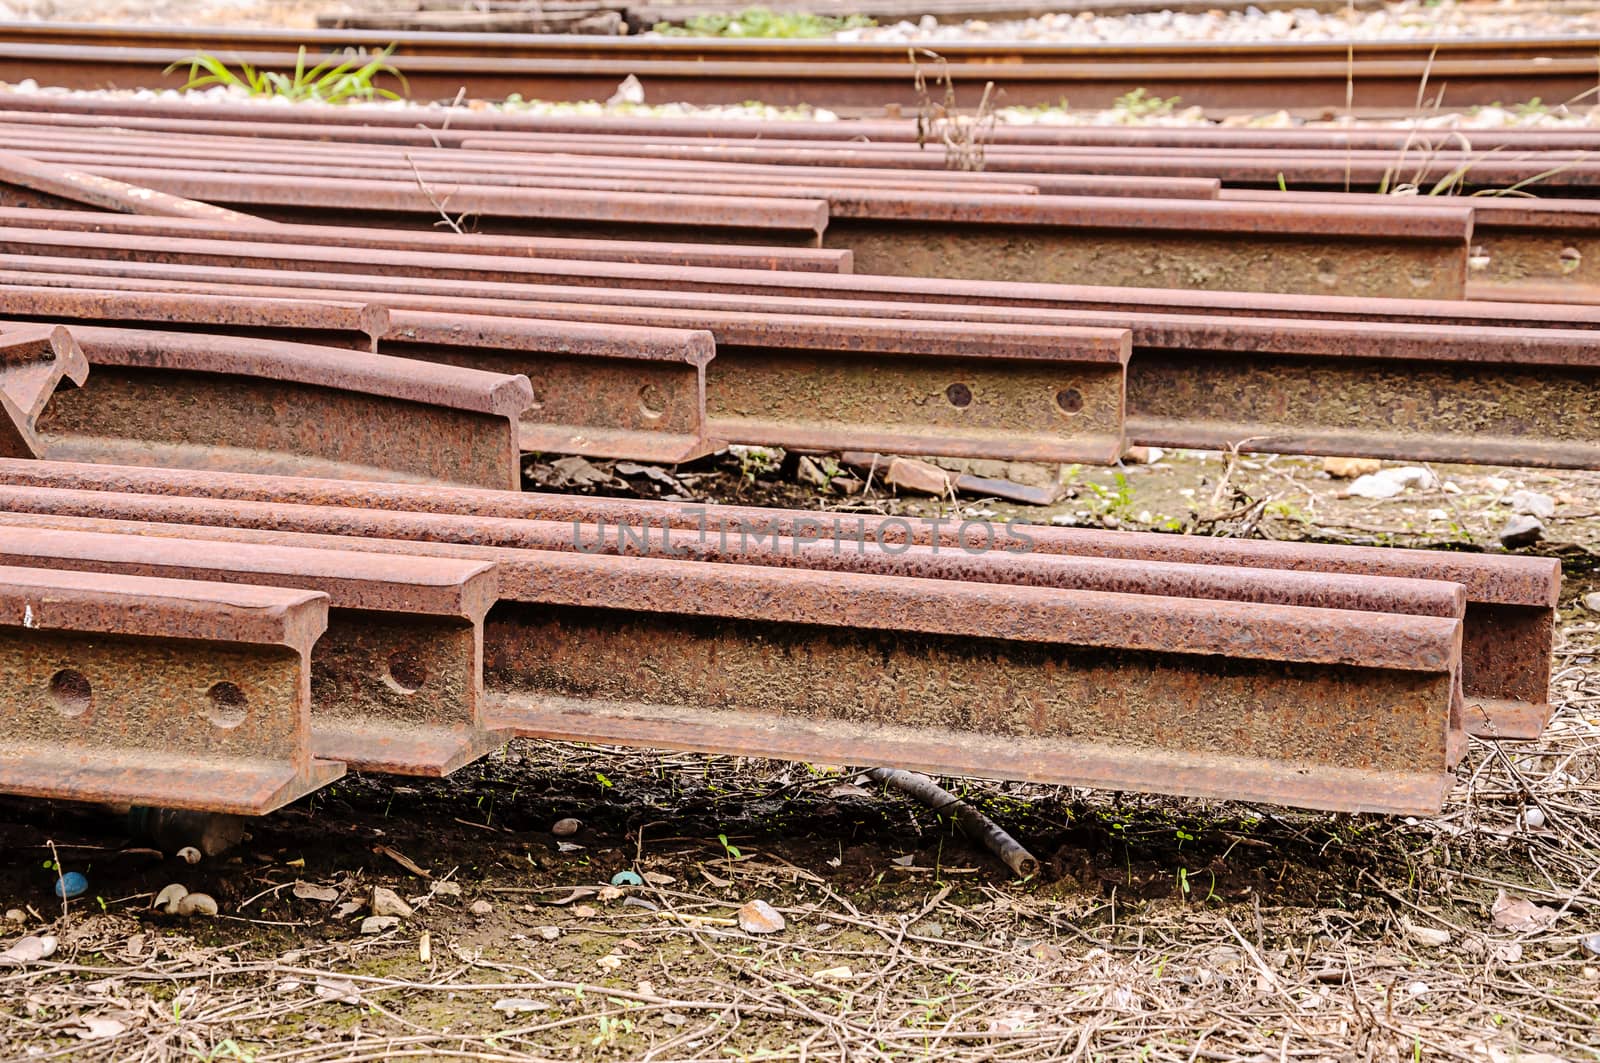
(0, 94), (1588, 822)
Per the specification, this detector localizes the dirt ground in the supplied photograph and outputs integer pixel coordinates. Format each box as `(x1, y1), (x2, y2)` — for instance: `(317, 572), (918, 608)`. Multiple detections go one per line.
(1, 448), (1598, 1062)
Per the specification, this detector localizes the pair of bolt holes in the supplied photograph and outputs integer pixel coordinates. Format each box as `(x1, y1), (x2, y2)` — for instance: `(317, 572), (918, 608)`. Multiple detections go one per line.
(943, 382), (1084, 415)
(46, 669), (249, 729)
(44, 652), (430, 725)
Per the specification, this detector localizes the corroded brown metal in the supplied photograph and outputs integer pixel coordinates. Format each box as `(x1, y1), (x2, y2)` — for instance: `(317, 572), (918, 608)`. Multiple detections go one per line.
(0, 323), (88, 458)
(455, 133), (1600, 192)
(0, 460), (1554, 741)
(0, 563), (343, 813)
(27, 325), (532, 489)
(0, 282), (385, 348)
(1, 157), (1472, 295)
(2, 262), (1137, 464)
(0, 149), (271, 224)
(384, 309), (718, 463)
(375, 303), (1131, 464)
(14, 165), (831, 244)
(0, 461), (1548, 742)
(0, 523), (507, 776)
(0, 124), (1225, 202)
(0, 479), (1466, 814)
(12, 253), (1597, 468)
(0, 205), (856, 273)
(0, 31), (1597, 110)
(1222, 189), (1600, 294)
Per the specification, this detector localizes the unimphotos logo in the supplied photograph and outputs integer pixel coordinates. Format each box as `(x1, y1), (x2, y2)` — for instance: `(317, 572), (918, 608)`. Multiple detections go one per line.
(571, 507), (1037, 557)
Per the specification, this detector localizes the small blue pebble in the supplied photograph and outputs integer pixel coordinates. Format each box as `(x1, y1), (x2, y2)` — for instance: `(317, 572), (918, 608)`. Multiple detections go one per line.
(54, 871), (88, 899)
(610, 870), (643, 887)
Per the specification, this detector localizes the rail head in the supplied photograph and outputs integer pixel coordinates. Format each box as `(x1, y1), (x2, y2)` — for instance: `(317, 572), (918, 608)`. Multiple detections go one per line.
(385, 308), (718, 367)
(0, 523), (499, 620)
(0, 562), (329, 650)
(60, 324), (537, 419)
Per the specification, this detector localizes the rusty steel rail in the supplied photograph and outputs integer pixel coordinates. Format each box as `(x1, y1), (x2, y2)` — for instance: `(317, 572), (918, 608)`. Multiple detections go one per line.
(381, 310), (718, 463)
(0, 206), (855, 274)
(451, 131), (1600, 193)
(0, 474), (1470, 813)
(384, 308), (1131, 464)
(1220, 189), (1600, 297)
(0, 159), (1475, 297)
(0, 283), (384, 347)
(0, 321), (535, 488)
(1, 216), (1591, 330)
(0, 524), (507, 777)
(10, 256), (1599, 469)
(1, 263), (1137, 465)
(0, 563), (343, 813)
(0, 148), (272, 224)
(0, 459), (1558, 741)
(0, 127), (1225, 200)
(0, 26), (1595, 110)
(1, 324), (87, 459)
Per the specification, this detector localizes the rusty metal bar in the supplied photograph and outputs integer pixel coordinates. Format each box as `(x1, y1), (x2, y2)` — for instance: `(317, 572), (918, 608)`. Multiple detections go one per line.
(0, 206), (855, 273)
(0, 148), (272, 225)
(10, 255), (1597, 469)
(4, 266), (1134, 464)
(1221, 189), (1600, 296)
(0, 323), (87, 459)
(383, 310), (718, 463)
(0, 476), (1468, 813)
(5, 323), (534, 489)
(386, 307), (1131, 464)
(454, 133), (1600, 192)
(0, 524), (506, 777)
(6, 161), (1470, 296)
(0, 283), (720, 467)
(1, 164), (833, 245)
(0, 563), (343, 813)
(0, 283), (384, 348)
(0, 132), (1223, 199)
(0, 221), (1588, 331)
(0, 460), (1555, 741)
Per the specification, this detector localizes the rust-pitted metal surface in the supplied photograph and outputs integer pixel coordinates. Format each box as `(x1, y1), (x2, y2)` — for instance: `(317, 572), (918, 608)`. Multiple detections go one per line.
(3, 161), (1473, 295)
(0, 563), (343, 813)
(1221, 188), (1600, 295)
(2, 262), (1137, 464)
(383, 308), (718, 463)
(0, 149), (271, 224)
(381, 304), (1133, 464)
(0, 460), (1549, 740)
(27, 326), (531, 489)
(20, 166), (830, 242)
(0, 484), (1467, 813)
(484, 596), (1461, 815)
(0, 282), (385, 348)
(0, 461), (1553, 741)
(827, 218), (1467, 298)
(11, 255), (1596, 468)
(0, 128), (1223, 202)
(0, 206), (855, 273)
(0, 323), (88, 458)
(0, 523), (507, 777)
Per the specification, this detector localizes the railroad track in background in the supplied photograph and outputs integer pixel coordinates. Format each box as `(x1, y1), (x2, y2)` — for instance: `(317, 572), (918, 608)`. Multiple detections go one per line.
(0, 21), (1598, 110)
